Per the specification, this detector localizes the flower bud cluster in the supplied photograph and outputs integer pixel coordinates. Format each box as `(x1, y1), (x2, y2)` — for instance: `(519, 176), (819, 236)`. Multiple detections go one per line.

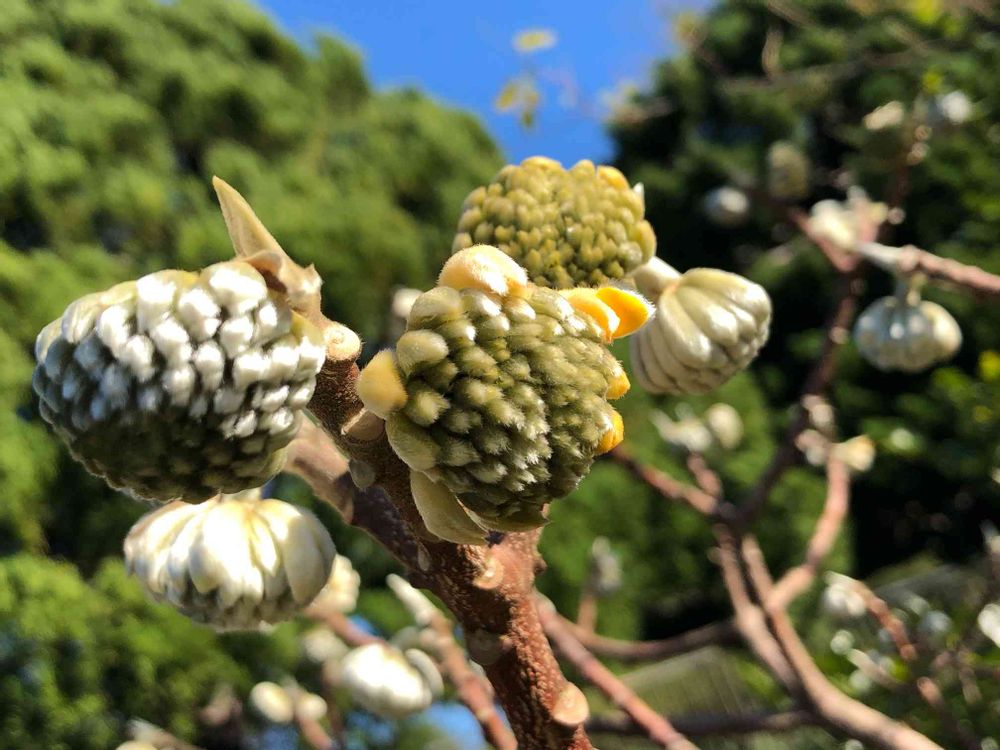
(453, 156), (656, 288)
(33, 262), (324, 501)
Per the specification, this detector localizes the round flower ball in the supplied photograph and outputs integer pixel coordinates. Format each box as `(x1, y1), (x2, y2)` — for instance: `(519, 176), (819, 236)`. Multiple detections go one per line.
(853, 293), (961, 373)
(357, 245), (649, 541)
(124, 490), (336, 630)
(453, 156), (656, 288)
(33, 179), (328, 503)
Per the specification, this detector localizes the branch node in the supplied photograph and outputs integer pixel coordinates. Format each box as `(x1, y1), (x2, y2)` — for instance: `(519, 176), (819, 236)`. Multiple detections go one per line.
(347, 459), (376, 489)
(552, 682), (590, 728)
(473, 553), (506, 590)
(466, 628), (512, 666)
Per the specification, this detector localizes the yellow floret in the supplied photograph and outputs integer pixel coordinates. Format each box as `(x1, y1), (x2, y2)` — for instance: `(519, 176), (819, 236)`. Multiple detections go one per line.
(596, 409), (625, 455)
(438, 245), (529, 298)
(594, 286), (652, 338)
(356, 350), (408, 419)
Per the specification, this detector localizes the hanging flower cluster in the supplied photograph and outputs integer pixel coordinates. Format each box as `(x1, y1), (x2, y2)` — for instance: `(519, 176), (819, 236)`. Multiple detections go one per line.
(124, 489), (336, 630)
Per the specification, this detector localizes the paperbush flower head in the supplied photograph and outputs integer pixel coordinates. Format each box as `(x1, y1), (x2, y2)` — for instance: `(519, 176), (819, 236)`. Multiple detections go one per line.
(453, 156), (656, 288)
(341, 643), (443, 719)
(124, 489), (336, 630)
(630, 257), (771, 394)
(356, 245), (647, 540)
(853, 292), (961, 373)
(32, 179), (326, 502)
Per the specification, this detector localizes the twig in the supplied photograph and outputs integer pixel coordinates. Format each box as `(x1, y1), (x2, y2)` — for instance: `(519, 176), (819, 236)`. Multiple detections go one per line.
(588, 708), (816, 739)
(557, 616), (739, 664)
(426, 610), (517, 750)
(739, 267), (864, 526)
(769, 456), (851, 609)
(538, 598), (699, 750)
(857, 242), (1000, 301)
(605, 446), (735, 521)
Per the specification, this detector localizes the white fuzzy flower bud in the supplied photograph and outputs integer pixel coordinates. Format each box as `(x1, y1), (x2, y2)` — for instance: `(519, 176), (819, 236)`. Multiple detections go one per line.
(702, 186), (750, 227)
(977, 602), (1000, 647)
(301, 627), (349, 664)
(833, 435), (876, 474)
(929, 91), (972, 127)
(308, 555), (361, 614)
(821, 573), (867, 621)
(340, 643), (441, 719)
(853, 294), (961, 373)
(630, 261), (771, 394)
(863, 101), (906, 131)
(387, 573), (440, 626)
(703, 403), (743, 450)
(124, 491), (335, 630)
(250, 681), (294, 724)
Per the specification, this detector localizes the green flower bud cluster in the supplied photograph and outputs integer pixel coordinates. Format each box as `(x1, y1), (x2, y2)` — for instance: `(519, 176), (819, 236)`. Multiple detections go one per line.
(33, 262), (325, 502)
(853, 293), (961, 373)
(386, 284), (625, 530)
(453, 156), (656, 289)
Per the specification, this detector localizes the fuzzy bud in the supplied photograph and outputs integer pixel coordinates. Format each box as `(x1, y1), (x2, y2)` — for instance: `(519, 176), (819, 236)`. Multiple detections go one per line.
(630, 264), (771, 394)
(358, 246), (644, 534)
(33, 179), (329, 503)
(453, 157), (656, 288)
(340, 643), (442, 719)
(702, 186), (750, 227)
(766, 141), (810, 201)
(124, 491), (335, 630)
(853, 294), (961, 372)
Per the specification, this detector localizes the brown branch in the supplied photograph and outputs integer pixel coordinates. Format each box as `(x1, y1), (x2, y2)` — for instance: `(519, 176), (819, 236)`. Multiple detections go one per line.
(737, 537), (945, 750)
(769, 456), (851, 609)
(605, 446), (735, 521)
(557, 615), (739, 664)
(860, 242), (1000, 301)
(538, 599), (698, 750)
(852, 582), (982, 750)
(739, 266), (864, 526)
(426, 609), (518, 750)
(588, 708), (816, 739)
(307, 349), (594, 749)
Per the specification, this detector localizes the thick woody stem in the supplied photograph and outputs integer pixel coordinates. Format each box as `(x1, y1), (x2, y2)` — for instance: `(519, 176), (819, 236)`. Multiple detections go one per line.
(307, 352), (594, 750)
(538, 599), (699, 750)
(426, 611), (518, 750)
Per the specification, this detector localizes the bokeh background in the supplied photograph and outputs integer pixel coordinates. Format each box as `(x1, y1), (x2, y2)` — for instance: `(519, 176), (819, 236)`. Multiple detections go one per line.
(0, 1), (997, 748)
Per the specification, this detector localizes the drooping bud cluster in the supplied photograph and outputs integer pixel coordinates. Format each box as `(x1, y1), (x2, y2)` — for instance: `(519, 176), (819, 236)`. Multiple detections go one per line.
(453, 156), (656, 288)
(341, 642), (443, 719)
(33, 178), (328, 502)
(124, 490), (336, 630)
(630, 257), (771, 394)
(808, 189), (889, 253)
(853, 291), (961, 373)
(357, 245), (648, 540)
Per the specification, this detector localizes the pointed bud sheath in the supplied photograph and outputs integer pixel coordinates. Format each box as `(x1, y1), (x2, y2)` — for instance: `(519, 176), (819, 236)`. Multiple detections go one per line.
(853, 294), (961, 373)
(453, 157), (656, 288)
(630, 259), (771, 395)
(356, 245), (646, 536)
(341, 643), (441, 719)
(33, 180), (326, 502)
(124, 491), (336, 630)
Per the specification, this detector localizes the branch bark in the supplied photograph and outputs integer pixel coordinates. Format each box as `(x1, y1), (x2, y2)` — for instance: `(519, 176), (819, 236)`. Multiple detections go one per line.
(538, 598), (698, 750)
(306, 349), (595, 749)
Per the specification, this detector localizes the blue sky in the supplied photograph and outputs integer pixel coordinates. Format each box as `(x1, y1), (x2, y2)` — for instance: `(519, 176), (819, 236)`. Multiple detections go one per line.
(257, 0), (710, 165)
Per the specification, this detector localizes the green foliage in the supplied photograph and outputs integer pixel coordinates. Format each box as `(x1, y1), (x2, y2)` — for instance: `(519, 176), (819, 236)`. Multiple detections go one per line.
(0, 0), (500, 558)
(611, 0), (998, 576)
(0, 554), (247, 749)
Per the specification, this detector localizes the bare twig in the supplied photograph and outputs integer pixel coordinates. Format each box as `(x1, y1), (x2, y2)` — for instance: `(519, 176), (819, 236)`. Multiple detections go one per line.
(538, 598), (699, 750)
(769, 456), (851, 609)
(588, 708), (816, 739)
(606, 446), (735, 521)
(557, 616), (740, 664)
(857, 242), (1000, 301)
